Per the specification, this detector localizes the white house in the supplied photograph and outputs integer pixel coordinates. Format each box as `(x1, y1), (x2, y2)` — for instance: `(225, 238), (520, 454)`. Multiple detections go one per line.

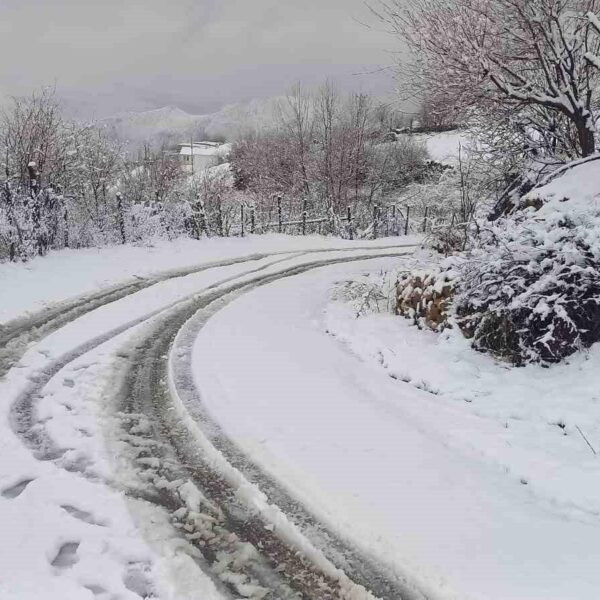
(178, 141), (223, 172)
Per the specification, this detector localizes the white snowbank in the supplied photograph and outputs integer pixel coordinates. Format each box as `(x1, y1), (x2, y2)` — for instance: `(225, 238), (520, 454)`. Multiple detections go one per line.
(523, 156), (600, 207)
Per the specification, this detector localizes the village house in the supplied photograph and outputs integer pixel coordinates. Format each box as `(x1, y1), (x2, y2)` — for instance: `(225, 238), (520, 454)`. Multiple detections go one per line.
(177, 141), (223, 172)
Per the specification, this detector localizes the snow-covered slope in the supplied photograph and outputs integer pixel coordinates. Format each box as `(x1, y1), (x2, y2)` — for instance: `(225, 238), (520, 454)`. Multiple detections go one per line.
(103, 96), (282, 147)
(422, 130), (470, 165)
(524, 155), (600, 206)
(103, 106), (211, 147)
(395, 130), (470, 165)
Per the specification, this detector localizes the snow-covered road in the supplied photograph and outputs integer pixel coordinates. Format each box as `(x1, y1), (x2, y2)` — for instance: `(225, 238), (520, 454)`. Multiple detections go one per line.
(0, 239), (417, 600)
(4, 235), (596, 600)
(194, 261), (600, 600)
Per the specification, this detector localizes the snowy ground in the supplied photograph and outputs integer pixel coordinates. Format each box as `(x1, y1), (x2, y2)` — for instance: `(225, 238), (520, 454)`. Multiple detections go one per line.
(3, 232), (599, 600)
(0, 234), (417, 324)
(0, 236), (417, 600)
(397, 131), (470, 166)
(193, 259), (600, 600)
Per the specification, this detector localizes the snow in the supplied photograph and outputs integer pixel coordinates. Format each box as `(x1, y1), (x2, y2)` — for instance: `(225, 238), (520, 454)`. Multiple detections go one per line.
(416, 131), (470, 165)
(523, 156), (600, 207)
(0, 321), (225, 600)
(206, 161), (233, 179)
(0, 234), (418, 324)
(5, 227), (598, 599)
(193, 259), (600, 600)
(180, 145), (221, 156)
(0, 236), (417, 600)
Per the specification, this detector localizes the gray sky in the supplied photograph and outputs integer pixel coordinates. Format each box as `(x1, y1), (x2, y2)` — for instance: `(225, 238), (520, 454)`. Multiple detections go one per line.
(0, 0), (399, 118)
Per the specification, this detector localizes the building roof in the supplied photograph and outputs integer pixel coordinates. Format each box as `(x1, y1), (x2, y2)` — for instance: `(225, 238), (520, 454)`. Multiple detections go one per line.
(178, 141), (223, 156)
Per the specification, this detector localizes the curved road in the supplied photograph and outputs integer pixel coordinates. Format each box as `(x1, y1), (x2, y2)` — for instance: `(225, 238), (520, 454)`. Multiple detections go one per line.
(4, 246), (422, 600)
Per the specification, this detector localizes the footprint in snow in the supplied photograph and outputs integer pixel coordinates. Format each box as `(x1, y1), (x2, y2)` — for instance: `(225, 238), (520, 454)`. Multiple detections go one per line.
(1, 478), (35, 499)
(61, 504), (107, 526)
(83, 583), (107, 597)
(51, 542), (80, 569)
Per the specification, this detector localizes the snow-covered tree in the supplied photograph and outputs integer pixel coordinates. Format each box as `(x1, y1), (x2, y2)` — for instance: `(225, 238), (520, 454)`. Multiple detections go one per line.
(374, 0), (600, 157)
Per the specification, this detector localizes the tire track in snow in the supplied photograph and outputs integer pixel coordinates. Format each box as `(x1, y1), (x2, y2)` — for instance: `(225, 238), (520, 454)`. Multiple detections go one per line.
(0, 242), (413, 379)
(171, 285), (425, 600)
(9, 252), (307, 462)
(0, 251), (278, 378)
(7, 247), (417, 600)
(114, 254), (418, 600)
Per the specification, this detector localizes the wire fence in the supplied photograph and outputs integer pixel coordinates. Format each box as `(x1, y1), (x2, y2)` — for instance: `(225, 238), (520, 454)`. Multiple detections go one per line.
(193, 195), (456, 241)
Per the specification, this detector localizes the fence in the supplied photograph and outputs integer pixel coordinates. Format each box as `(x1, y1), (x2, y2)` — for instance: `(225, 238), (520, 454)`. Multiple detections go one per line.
(193, 195), (454, 241)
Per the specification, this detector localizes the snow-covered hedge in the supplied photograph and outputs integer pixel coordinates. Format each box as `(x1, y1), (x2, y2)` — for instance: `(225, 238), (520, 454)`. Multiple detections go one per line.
(454, 159), (600, 365)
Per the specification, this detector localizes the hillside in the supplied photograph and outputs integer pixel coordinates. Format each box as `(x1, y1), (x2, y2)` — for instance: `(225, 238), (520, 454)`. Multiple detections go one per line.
(102, 96), (282, 149)
(102, 106), (212, 148)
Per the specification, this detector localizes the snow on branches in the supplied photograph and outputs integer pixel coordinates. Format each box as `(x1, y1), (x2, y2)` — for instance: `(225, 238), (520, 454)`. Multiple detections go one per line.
(374, 0), (600, 158)
(453, 158), (600, 364)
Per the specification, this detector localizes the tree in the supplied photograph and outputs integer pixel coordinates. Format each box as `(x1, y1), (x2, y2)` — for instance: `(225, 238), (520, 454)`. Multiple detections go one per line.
(373, 0), (600, 157)
(1, 88), (70, 189)
(277, 83), (314, 198)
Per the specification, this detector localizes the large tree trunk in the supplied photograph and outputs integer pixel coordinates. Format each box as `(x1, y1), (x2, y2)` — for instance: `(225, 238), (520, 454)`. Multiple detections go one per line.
(576, 120), (595, 157)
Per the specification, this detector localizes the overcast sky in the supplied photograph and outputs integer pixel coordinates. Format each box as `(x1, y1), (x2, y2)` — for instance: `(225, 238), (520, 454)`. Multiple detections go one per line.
(0, 0), (399, 118)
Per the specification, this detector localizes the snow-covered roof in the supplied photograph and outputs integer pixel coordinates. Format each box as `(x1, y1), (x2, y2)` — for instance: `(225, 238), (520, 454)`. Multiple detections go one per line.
(179, 143), (221, 156)
(179, 147), (217, 156)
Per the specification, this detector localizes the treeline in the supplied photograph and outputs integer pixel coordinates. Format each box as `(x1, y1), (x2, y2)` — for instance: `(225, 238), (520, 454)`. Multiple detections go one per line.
(0, 85), (446, 261)
(229, 83), (436, 232)
(0, 89), (208, 261)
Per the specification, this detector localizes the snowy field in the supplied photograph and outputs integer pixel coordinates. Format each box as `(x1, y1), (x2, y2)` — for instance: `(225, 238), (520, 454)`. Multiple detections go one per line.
(401, 131), (471, 166)
(194, 259), (600, 600)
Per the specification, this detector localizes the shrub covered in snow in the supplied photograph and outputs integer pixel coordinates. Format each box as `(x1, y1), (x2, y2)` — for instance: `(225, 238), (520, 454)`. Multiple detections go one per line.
(332, 271), (398, 317)
(454, 159), (600, 365)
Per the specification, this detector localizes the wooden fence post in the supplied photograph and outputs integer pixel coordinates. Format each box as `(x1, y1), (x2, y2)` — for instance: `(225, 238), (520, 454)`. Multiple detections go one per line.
(404, 206), (410, 236)
(217, 196), (224, 236)
(277, 195), (282, 233)
(240, 204), (245, 237)
(386, 206), (390, 237)
(302, 199), (307, 235)
(373, 204), (379, 239)
(201, 199), (208, 237)
(347, 206), (353, 240)
(422, 206), (429, 233)
(63, 202), (69, 248)
(116, 192), (126, 244)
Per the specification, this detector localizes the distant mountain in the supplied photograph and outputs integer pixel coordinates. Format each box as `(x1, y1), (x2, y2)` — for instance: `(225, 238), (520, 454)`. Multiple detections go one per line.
(101, 97), (283, 150)
(102, 106), (212, 149)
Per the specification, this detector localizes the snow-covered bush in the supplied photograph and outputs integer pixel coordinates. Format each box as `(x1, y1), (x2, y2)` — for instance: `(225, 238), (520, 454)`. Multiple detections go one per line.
(454, 159), (600, 365)
(0, 184), (68, 260)
(332, 271), (398, 317)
